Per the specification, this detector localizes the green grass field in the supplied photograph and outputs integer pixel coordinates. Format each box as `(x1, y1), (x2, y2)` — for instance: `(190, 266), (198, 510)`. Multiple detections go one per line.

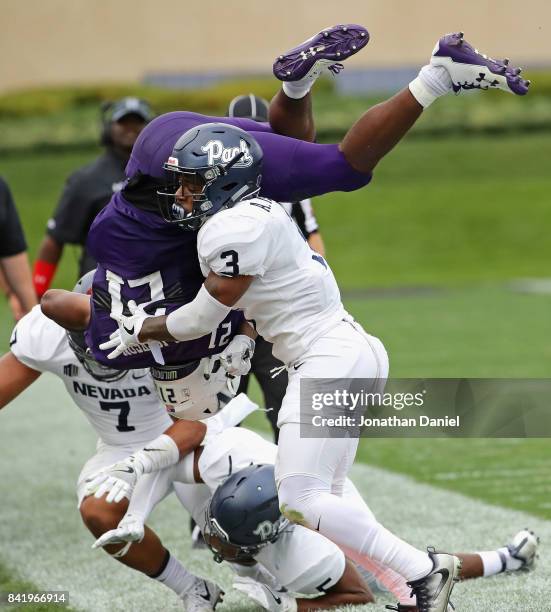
(1, 132), (551, 610)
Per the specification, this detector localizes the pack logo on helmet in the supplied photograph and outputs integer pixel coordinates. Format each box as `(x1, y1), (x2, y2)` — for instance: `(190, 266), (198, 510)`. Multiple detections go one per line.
(253, 520), (279, 542)
(201, 139), (253, 168)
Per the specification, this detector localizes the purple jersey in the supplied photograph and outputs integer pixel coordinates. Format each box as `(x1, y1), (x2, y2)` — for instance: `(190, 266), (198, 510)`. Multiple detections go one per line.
(126, 111), (372, 201)
(86, 192), (243, 369)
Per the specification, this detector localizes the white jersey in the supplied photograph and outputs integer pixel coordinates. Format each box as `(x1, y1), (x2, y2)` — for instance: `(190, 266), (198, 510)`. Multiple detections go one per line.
(10, 306), (172, 447)
(197, 198), (346, 365)
(197, 427), (345, 595)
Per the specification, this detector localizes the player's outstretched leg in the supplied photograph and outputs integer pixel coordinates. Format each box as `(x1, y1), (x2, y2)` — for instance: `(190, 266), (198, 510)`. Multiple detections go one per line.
(340, 31), (529, 174)
(459, 528), (540, 579)
(269, 24), (370, 141)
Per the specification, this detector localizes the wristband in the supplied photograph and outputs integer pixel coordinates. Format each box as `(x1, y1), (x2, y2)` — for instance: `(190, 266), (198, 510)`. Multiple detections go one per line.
(132, 433), (180, 475)
(33, 260), (57, 297)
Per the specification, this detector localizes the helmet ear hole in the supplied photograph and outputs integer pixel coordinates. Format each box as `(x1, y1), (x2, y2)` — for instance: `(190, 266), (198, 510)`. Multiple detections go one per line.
(222, 182), (238, 192)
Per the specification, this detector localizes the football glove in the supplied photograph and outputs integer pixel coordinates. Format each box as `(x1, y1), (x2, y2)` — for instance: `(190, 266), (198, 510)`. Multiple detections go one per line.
(99, 300), (154, 360)
(84, 455), (141, 503)
(92, 512), (145, 550)
(210, 334), (255, 377)
(233, 577), (297, 612)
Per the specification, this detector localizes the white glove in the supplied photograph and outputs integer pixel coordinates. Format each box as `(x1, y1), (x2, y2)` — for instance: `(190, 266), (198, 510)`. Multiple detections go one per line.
(233, 577), (297, 612)
(92, 512), (145, 550)
(212, 335), (255, 377)
(83, 455), (141, 503)
(99, 300), (154, 360)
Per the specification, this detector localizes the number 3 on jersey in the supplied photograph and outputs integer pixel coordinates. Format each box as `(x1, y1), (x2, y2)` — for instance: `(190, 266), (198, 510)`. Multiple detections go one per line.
(221, 250), (239, 276)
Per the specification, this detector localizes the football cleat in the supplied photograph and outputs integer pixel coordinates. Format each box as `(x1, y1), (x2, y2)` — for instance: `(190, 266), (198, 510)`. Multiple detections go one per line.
(273, 24), (369, 82)
(431, 32), (530, 95)
(405, 548), (461, 612)
(507, 528), (540, 570)
(181, 578), (223, 611)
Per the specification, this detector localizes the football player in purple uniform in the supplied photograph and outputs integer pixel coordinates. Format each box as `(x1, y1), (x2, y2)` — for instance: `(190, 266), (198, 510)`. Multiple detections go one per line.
(86, 26), (529, 376)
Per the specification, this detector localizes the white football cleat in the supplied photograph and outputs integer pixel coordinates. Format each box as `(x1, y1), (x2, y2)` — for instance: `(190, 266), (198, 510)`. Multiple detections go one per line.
(507, 528), (539, 570)
(181, 578), (223, 611)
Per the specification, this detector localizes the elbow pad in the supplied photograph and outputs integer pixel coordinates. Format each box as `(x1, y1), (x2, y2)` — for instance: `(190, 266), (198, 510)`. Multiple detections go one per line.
(166, 285), (232, 341)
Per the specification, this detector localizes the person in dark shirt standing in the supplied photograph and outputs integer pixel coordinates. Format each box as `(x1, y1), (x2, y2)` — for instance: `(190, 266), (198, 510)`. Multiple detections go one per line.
(227, 94), (326, 440)
(33, 97), (154, 297)
(0, 177), (37, 320)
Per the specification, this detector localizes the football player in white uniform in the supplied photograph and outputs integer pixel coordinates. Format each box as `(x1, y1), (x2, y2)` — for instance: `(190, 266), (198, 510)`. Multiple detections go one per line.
(91, 424), (539, 612)
(0, 270), (260, 611)
(93, 426), (376, 611)
(92, 123), (458, 612)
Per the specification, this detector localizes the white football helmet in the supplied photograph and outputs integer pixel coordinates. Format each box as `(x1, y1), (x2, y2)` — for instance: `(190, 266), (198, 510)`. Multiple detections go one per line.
(150, 357), (240, 420)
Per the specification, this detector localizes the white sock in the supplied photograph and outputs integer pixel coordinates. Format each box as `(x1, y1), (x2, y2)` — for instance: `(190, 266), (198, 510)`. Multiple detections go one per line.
(409, 64), (453, 108)
(282, 80), (314, 100)
(479, 548), (523, 576)
(152, 552), (196, 597)
(479, 550), (505, 576)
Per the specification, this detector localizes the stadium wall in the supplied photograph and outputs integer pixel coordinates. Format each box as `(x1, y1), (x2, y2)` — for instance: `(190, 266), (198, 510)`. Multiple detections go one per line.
(1, 0), (550, 93)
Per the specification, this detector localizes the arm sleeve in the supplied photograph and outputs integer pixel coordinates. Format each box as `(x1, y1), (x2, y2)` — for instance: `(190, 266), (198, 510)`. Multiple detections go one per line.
(0, 179), (27, 257)
(198, 212), (273, 277)
(47, 172), (91, 244)
(10, 306), (65, 373)
(253, 133), (372, 202)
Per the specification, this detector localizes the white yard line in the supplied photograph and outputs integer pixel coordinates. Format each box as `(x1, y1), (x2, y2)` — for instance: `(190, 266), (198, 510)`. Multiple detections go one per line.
(1, 375), (549, 611)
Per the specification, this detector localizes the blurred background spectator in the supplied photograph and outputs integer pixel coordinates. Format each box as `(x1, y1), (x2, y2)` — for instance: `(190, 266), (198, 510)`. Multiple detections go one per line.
(0, 177), (36, 320)
(32, 97), (154, 297)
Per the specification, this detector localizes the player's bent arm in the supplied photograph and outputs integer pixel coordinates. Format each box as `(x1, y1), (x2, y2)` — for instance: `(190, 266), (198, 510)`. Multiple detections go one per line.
(0, 352), (41, 409)
(139, 273), (253, 343)
(41, 290), (90, 331)
(296, 559), (374, 610)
